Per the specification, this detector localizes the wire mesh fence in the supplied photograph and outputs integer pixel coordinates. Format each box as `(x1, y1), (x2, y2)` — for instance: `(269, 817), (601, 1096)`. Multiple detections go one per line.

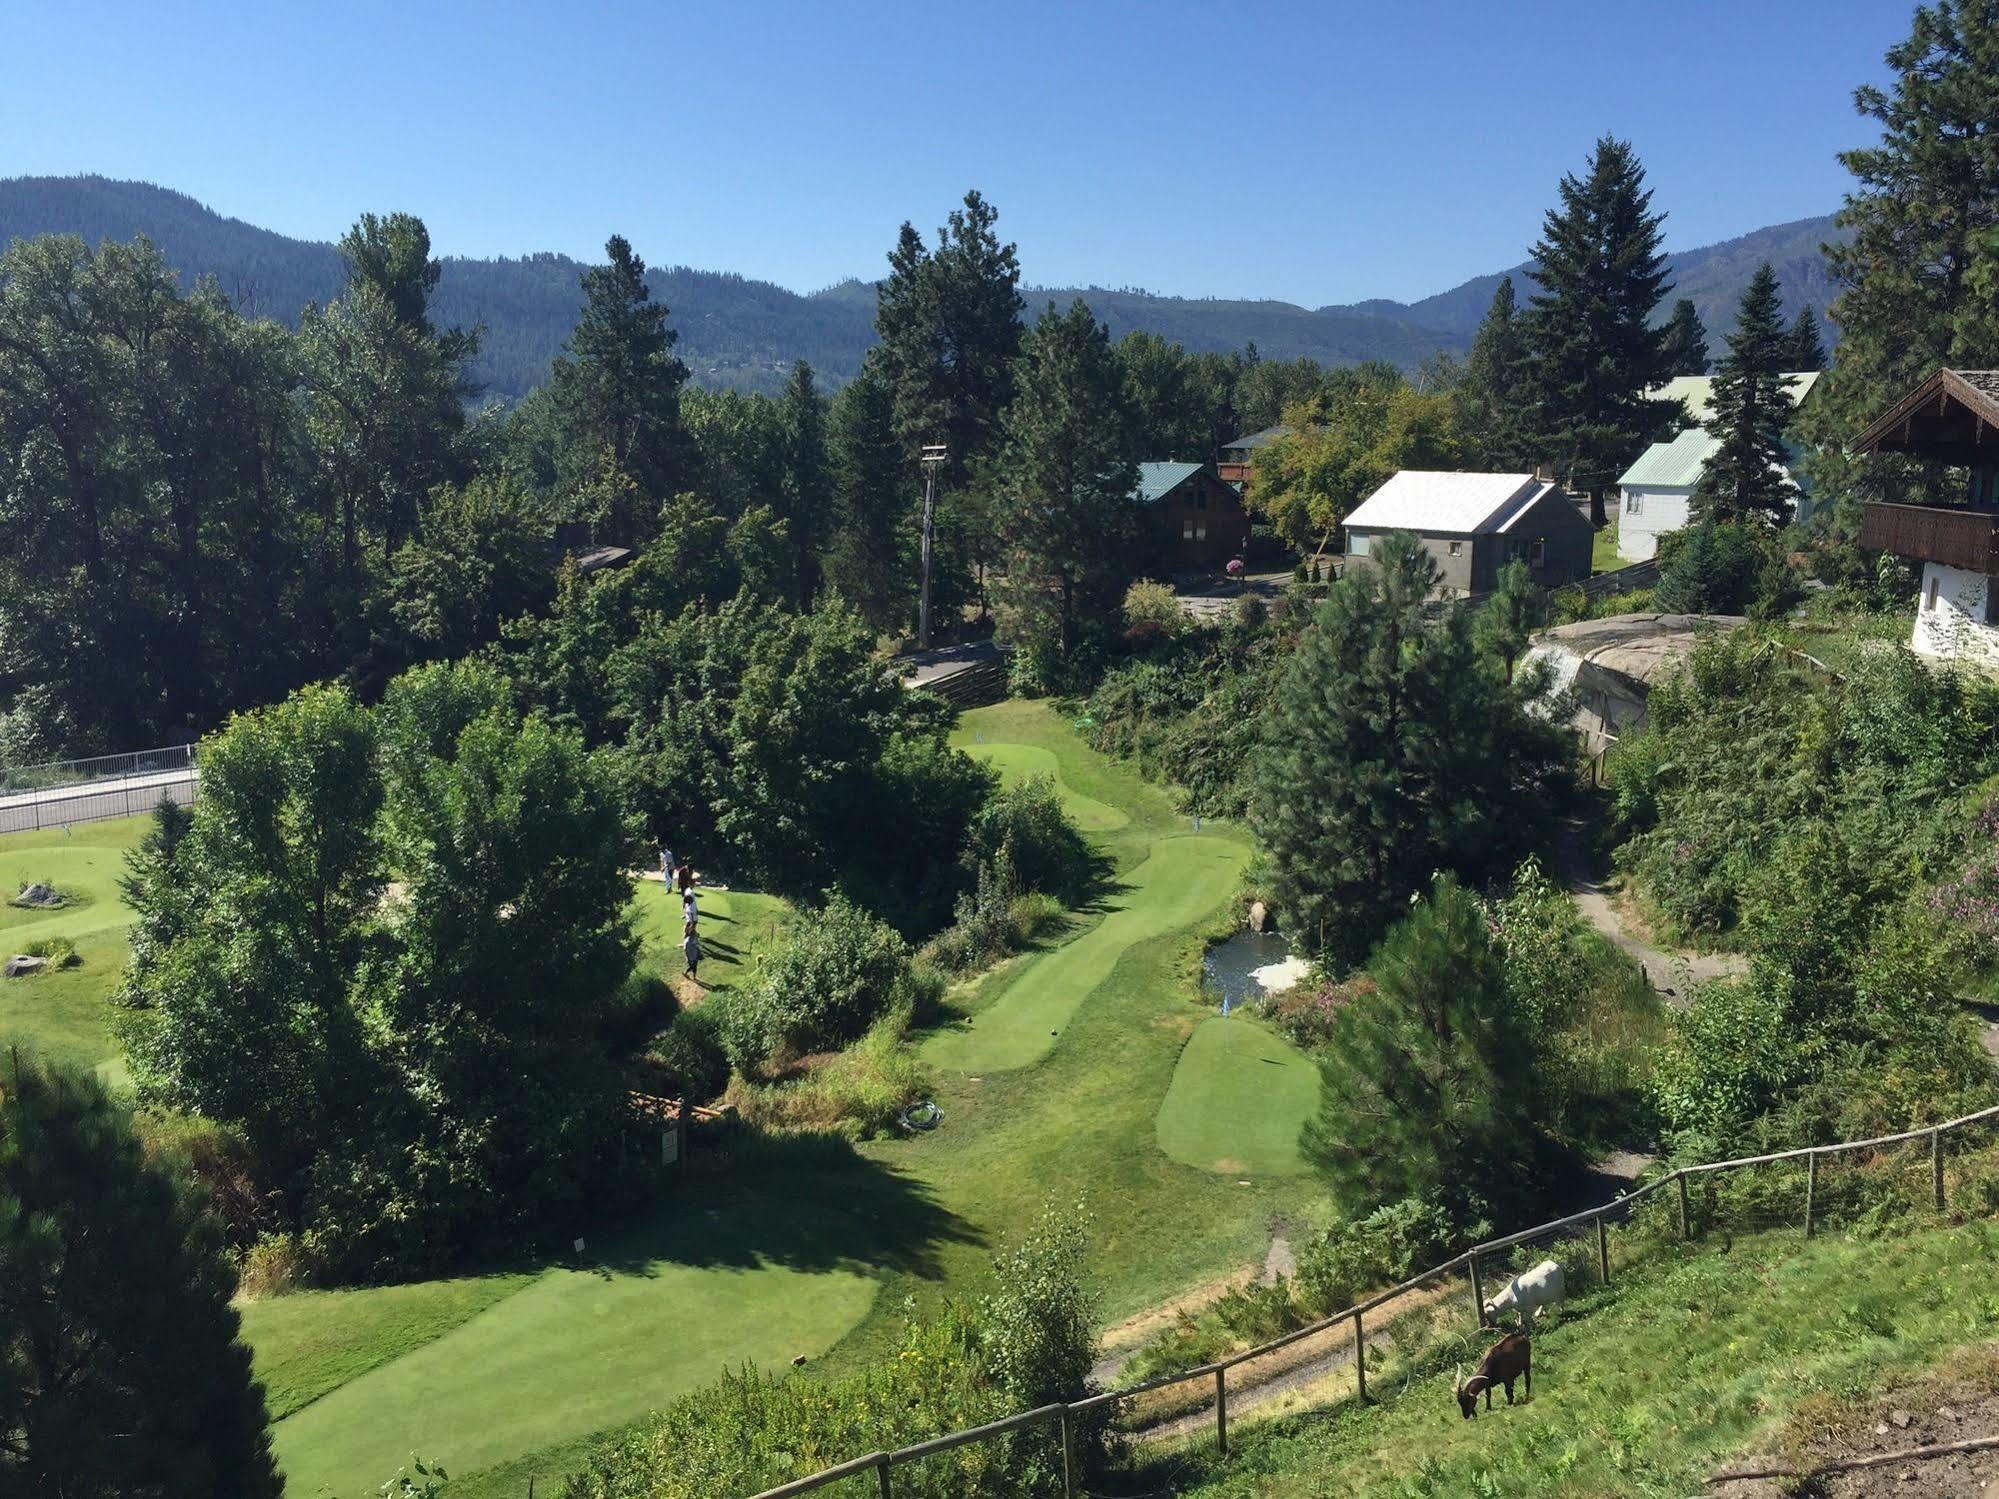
(0, 744), (198, 834)
(742, 1102), (1999, 1499)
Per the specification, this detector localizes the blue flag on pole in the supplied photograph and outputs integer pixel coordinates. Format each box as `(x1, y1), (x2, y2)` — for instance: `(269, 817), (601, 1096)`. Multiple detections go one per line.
(1221, 994), (1231, 1018)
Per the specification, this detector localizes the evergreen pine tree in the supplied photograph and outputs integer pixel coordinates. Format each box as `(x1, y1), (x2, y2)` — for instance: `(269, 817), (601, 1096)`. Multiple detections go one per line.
(1801, 0), (1999, 515)
(1784, 305), (1829, 372)
(823, 350), (919, 634)
(1696, 263), (1800, 526)
(1456, 276), (1535, 469)
(1249, 534), (1570, 969)
(1659, 298), (1710, 375)
(548, 234), (688, 528)
(992, 300), (1141, 665)
(1301, 878), (1543, 1226)
(775, 360), (833, 608)
(1523, 137), (1680, 525)
(0, 1055), (282, 1496)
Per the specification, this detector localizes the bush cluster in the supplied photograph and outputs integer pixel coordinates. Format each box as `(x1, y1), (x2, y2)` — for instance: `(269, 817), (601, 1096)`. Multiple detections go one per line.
(714, 896), (914, 1069)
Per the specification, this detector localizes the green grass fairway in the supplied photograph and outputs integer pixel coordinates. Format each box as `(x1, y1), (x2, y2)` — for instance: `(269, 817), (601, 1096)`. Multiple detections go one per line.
(263, 1148), (939, 1497)
(0, 817), (146, 1074)
(963, 741), (1128, 831)
(628, 880), (791, 995)
(1154, 1015), (1319, 1177)
(922, 834), (1245, 1072)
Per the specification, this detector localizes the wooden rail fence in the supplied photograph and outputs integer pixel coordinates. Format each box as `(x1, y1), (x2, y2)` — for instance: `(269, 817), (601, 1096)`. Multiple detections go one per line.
(742, 1100), (1999, 1499)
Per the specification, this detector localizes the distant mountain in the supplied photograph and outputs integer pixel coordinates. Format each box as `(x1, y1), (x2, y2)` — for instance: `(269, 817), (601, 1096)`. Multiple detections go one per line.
(1323, 214), (1844, 347)
(0, 176), (1843, 401)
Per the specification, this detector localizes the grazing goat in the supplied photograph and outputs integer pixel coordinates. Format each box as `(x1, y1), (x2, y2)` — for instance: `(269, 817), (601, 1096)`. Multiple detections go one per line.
(1482, 1258), (1564, 1331)
(1455, 1332), (1531, 1418)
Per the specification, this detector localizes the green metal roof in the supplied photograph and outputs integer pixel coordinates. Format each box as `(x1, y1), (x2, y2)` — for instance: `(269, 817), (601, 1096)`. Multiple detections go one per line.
(1134, 461), (1206, 503)
(1617, 427), (1721, 489)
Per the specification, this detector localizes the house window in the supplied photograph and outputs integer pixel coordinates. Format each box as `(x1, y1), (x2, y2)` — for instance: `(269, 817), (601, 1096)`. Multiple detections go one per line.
(1447, 540), (1463, 557)
(1349, 534), (1371, 556)
(1196, 522), (1208, 541)
(1926, 576), (1941, 612)
(1182, 519), (1195, 541)
(1625, 491), (1643, 515)
(1529, 538), (1547, 566)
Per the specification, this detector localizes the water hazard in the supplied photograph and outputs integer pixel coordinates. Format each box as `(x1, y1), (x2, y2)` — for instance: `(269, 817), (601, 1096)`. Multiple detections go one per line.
(1202, 929), (1308, 1010)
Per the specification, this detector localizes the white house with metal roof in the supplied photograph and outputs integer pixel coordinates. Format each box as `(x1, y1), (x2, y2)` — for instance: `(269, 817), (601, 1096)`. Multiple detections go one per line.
(1615, 372), (1821, 561)
(1344, 471), (1593, 594)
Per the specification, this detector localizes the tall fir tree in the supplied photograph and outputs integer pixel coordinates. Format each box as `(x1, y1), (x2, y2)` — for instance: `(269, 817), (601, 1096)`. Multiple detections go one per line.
(1696, 263), (1800, 526)
(1301, 878), (1543, 1226)
(1522, 137), (1680, 525)
(1659, 298), (1711, 375)
(775, 360), (833, 608)
(1455, 276), (1535, 470)
(992, 300), (1142, 665)
(1784, 305), (1829, 372)
(823, 350), (919, 634)
(548, 234), (688, 533)
(1249, 534), (1570, 970)
(1802, 0), (1999, 517)
(0, 1056), (282, 1496)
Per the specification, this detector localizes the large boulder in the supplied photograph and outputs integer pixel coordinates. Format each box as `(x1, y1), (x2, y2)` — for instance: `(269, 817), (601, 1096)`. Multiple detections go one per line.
(4, 955), (47, 978)
(10, 883), (64, 910)
(1248, 900), (1271, 934)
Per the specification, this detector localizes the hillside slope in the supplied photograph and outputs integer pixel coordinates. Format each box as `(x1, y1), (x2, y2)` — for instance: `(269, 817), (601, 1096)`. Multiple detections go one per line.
(1151, 1209), (1999, 1497)
(0, 175), (1840, 400)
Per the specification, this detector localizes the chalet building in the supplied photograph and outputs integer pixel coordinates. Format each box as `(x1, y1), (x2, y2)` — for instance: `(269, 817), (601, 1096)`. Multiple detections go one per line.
(1855, 369), (1999, 665)
(1615, 373), (1822, 561)
(1344, 470), (1593, 595)
(1217, 424), (1291, 488)
(1136, 461), (1252, 570)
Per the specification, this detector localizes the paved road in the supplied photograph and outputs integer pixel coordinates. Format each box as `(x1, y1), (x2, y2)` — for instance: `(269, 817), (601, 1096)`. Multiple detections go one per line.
(0, 767), (198, 835)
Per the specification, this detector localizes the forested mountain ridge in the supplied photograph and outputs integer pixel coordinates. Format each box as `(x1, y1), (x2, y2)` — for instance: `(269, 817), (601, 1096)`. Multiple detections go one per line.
(0, 175), (1840, 401)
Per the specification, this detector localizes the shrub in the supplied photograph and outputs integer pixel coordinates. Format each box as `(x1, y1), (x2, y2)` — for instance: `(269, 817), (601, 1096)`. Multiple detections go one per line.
(645, 1008), (730, 1103)
(237, 1231), (331, 1298)
(1234, 593), (1268, 630)
(19, 935), (78, 968)
(1293, 1196), (1455, 1317)
(729, 1004), (929, 1139)
(1262, 973), (1371, 1051)
(601, 970), (676, 1056)
(718, 896), (912, 1068)
(1654, 518), (1763, 614)
(966, 775), (1095, 906)
(1122, 580), (1185, 643)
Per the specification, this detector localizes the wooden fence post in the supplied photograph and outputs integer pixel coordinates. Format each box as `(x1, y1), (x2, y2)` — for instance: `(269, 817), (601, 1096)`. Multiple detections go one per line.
(1353, 1311), (1366, 1402)
(1804, 1150), (1818, 1239)
(1934, 1128), (1946, 1213)
(1596, 1214), (1610, 1286)
(875, 1454), (893, 1499)
(1058, 1405), (1075, 1499)
(1214, 1367), (1228, 1455)
(1678, 1172), (1692, 1240)
(1469, 1255), (1485, 1327)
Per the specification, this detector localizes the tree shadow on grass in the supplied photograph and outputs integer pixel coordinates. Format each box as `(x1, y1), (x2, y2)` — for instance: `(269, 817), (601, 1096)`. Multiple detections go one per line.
(585, 1129), (982, 1284)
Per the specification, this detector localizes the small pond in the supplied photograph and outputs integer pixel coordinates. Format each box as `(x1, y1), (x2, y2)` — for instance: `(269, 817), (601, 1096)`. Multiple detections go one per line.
(1202, 929), (1307, 1010)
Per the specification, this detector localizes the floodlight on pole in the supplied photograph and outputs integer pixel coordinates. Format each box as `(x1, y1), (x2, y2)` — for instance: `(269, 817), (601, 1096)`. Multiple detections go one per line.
(918, 443), (947, 649)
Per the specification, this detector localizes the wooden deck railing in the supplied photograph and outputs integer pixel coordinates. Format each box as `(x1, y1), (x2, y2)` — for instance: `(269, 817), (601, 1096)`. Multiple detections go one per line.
(742, 1100), (1999, 1499)
(1859, 501), (1999, 573)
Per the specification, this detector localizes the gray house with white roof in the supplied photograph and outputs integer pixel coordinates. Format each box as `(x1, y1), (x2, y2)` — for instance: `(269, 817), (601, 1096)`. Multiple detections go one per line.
(1343, 471), (1594, 595)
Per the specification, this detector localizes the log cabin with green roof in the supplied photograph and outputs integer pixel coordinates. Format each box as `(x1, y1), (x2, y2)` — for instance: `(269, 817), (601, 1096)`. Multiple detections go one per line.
(1136, 461), (1252, 571)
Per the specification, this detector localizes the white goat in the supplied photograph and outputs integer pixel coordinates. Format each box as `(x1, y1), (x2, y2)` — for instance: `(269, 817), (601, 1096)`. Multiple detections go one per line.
(1482, 1259), (1565, 1332)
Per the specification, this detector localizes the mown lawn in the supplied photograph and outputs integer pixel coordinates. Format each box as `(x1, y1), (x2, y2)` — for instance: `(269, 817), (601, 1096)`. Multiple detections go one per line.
(0, 816), (146, 1077)
(1592, 516), (1623, 573)
(1155, 1213), (1999, 1497)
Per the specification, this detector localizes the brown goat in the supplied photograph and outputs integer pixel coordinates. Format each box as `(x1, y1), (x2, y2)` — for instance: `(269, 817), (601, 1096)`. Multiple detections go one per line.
(1455, 1332), (1531, 1418)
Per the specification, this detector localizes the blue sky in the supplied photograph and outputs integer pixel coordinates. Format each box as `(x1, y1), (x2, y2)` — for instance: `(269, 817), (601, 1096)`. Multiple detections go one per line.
(2, 0), (1909, 306)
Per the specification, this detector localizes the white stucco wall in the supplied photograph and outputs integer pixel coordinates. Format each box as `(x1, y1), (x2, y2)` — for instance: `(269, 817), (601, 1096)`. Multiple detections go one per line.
(1911, 562), (1999, 665)
(1616, 485), (1693, 562)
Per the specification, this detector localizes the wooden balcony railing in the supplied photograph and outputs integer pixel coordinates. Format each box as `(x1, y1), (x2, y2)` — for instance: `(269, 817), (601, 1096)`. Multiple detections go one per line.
(1859, 501), (1999, 574)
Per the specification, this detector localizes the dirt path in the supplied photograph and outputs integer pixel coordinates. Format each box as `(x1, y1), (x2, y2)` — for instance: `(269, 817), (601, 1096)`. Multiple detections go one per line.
(1554, 819), (1745, 1005)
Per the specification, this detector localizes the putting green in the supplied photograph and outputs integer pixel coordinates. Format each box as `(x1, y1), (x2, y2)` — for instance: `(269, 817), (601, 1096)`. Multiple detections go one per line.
(267, 1206), (877, 1496)
(962, 742), (1128, 831)
(1155, 1014), (1321, 1177)
(922, 834), (1246, 1073)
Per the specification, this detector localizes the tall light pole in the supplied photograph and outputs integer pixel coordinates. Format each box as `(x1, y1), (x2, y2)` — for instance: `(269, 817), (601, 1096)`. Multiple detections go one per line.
(918, 442), (947, 649)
